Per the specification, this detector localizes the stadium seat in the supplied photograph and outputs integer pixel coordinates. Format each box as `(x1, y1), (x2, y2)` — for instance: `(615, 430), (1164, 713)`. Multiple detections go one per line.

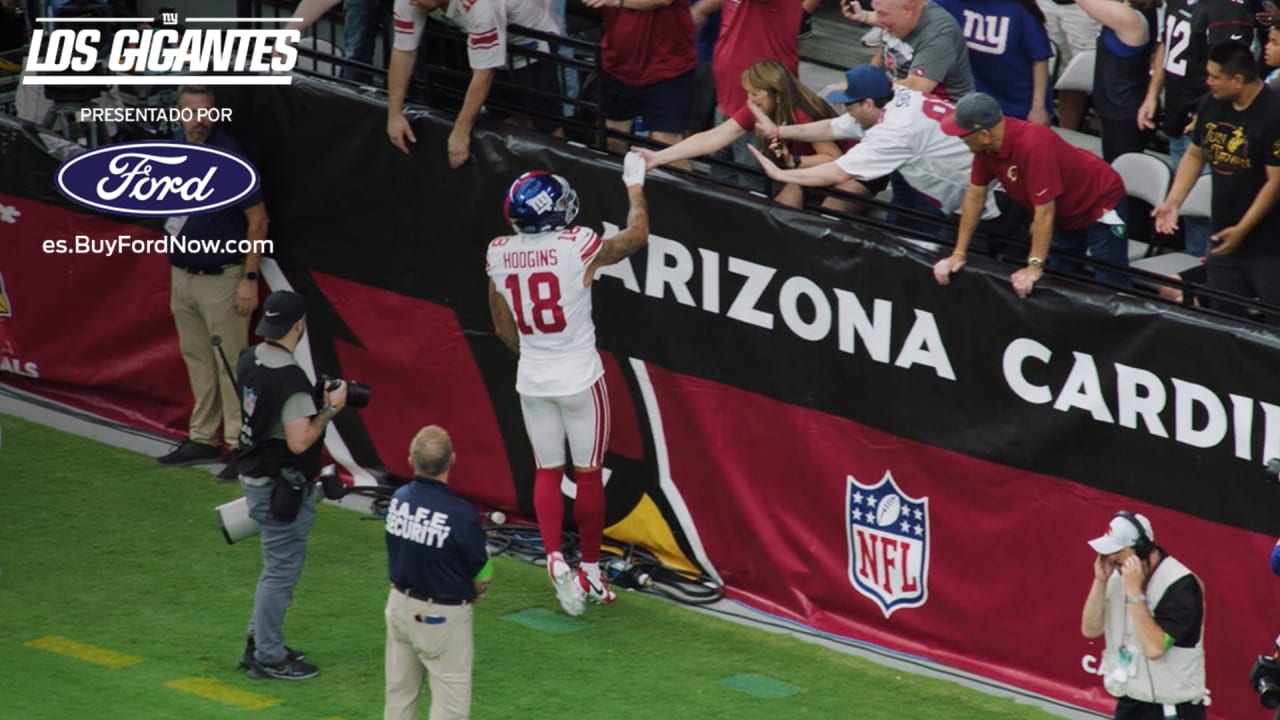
(1051, 50), (1099, 154)
(1054, 50), (1095, 94)
(1181, 173), (1212, 221)
(1130, 173), (1208, 282)
(1131, 251), (1201, 277)
(1111, 152), (1171, 259)
(1112, 153), (1169, 208)
(1053, 126), (1101, 157)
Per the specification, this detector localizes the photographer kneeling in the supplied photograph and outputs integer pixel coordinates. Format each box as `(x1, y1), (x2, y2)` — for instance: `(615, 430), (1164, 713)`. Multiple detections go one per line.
(234, 290), (346, 680)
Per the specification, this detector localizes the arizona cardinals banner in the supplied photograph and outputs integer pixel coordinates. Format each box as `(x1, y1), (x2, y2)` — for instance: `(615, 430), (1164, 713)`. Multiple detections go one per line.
(6, 76), (1280, 718)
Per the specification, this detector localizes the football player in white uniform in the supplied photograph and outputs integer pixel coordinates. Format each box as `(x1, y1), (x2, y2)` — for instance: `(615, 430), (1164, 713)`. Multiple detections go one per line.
(486, 152), (649, 614)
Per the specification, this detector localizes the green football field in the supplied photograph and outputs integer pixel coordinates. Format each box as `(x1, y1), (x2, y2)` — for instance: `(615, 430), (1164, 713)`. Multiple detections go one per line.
(0, 413), (1065, 719)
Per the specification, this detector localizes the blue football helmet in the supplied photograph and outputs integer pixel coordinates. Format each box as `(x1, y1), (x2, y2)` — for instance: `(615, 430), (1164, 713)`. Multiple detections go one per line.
(504, 171), (579, 234)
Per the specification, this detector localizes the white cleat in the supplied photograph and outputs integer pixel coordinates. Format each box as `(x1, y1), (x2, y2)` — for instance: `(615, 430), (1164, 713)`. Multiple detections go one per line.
(576, 569), (618, 605)
(547, 553), (585, 617)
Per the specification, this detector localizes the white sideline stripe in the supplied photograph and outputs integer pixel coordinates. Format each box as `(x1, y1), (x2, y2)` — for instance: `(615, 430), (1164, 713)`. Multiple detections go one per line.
(259, 259), (377, 487)
(628, 358), (721, 584)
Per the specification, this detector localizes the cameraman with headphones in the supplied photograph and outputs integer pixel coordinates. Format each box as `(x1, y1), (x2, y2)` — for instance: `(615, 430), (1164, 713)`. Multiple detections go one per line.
(1081, 511), (1206, 719)
(234, 290), (346, 680)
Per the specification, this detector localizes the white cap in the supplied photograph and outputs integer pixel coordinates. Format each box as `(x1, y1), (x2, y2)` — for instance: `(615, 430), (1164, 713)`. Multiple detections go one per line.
(1087, 513), (1155, 555)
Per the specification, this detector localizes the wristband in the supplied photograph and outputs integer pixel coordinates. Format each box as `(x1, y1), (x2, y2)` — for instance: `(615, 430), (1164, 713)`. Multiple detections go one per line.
(1126, 594), (1146, 605)
(1027, 257), (1044, 270)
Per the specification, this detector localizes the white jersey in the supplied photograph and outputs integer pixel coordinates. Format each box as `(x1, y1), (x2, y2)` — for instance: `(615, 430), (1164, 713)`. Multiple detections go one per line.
(393, 0), (561, 70)
(486, 226), (605, 397)
(830, 87), (999, 219)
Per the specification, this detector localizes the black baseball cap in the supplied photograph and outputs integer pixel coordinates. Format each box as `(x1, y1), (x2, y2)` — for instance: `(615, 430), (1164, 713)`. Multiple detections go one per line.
(255, 290), (306, 339)
(940, 93), (1005, 136)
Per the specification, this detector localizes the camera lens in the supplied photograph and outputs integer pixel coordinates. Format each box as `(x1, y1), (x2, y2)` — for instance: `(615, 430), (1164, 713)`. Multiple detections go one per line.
(314, 376), (371, 409)
(346, 381), (372, 409)
(1261, 677), (1280, 709)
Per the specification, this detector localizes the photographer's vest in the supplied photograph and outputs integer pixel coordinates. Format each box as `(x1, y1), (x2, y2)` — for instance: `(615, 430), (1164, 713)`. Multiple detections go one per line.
(1101, 557), (1205, 704)
(235, 343), (322, 479)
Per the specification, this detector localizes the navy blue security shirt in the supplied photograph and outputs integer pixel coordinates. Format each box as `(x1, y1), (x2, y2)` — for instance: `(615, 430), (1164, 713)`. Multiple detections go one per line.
(385, 477), (488, 602)
(168, 126), (264, 270)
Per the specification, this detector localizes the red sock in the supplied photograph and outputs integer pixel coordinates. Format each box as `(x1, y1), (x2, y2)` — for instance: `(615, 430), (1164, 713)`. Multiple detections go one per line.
(574, 468), (605, 564)
(533, 468), (565, 555)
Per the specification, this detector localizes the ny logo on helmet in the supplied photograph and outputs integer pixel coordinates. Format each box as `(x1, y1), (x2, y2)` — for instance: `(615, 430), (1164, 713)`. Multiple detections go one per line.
(527, 190), (555, 215)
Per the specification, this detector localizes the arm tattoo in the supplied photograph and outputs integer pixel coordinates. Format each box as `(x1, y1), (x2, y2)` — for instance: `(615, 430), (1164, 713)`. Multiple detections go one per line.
(591, 190), (650, 271)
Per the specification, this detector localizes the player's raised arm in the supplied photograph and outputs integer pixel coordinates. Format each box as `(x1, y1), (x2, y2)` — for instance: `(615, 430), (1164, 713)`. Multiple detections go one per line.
(586, 152), (650, 285)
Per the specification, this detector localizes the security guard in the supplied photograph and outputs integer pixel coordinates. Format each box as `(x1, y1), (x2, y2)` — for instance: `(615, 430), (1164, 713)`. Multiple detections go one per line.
(235, 290), (347, 680)
(385, 426), (493, 720)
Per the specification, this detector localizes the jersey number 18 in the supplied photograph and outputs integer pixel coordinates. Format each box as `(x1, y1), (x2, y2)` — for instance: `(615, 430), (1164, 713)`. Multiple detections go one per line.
(505, 272), (566, 334)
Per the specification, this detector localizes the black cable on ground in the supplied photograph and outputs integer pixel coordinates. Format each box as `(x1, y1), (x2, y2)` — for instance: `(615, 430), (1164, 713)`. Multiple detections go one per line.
(482, 523), (724, 606)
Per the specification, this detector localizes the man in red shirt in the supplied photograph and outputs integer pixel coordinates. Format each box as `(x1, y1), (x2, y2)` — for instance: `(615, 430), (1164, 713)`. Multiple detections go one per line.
(932, 93), (1130, 298)
(583, 0), (697, 153)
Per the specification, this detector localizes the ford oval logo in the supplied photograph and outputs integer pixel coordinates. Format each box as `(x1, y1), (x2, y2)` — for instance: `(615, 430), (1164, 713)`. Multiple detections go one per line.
(55, 141), (260, 217)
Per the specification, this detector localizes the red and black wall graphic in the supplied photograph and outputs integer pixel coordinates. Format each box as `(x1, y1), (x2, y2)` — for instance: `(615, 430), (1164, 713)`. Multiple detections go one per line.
(6, 80), (1280, 718)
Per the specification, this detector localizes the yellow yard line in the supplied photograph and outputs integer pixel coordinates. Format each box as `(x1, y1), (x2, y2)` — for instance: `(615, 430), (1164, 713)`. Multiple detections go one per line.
(164, 677), (283, 710)
(24, 635), (142, 669)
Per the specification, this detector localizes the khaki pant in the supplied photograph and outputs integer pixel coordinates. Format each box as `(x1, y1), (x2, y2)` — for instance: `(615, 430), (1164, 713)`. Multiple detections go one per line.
(169, 265), (248, 446)
(384, 587), (474, 720)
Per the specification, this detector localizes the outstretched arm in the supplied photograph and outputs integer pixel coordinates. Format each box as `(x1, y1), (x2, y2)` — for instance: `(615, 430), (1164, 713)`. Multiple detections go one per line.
(586, 153), (650, 283)
(747, 144), (853, 186)
(636, 119), (746, 169)
(586, 188), (649, 282)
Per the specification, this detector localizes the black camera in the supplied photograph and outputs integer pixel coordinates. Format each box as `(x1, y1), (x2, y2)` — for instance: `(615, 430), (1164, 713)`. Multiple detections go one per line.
(1250, 654), (1280, 710)
(318, 464), (347, 500)
(316, 374), (372, 409)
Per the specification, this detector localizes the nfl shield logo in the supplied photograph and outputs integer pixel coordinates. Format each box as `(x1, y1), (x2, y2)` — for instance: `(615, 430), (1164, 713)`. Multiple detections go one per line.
(846, 471), (930, 618)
